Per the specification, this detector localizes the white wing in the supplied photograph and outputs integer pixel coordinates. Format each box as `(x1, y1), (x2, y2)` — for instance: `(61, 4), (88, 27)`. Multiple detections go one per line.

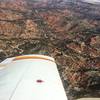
(0, 55), (68, 100)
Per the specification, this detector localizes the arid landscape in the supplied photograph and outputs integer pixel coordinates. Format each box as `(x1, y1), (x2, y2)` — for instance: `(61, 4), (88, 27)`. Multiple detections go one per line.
(0, 0), (100, 100)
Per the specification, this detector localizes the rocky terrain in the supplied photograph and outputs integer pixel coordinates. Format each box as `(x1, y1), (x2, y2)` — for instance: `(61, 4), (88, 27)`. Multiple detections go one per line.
(0, 0), (100, 100)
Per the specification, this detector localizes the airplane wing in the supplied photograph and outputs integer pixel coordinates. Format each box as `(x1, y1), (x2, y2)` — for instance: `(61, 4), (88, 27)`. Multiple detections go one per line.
(0, 55), (68, 100)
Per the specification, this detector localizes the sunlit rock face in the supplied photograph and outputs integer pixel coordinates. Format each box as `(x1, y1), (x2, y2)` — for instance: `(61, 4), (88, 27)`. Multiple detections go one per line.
(0, 0), (42, 38)
(0, 0), (100, 100)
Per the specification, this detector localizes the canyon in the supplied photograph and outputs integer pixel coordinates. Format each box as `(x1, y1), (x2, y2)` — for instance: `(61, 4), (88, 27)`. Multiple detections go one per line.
(0, 0), (100, 100)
